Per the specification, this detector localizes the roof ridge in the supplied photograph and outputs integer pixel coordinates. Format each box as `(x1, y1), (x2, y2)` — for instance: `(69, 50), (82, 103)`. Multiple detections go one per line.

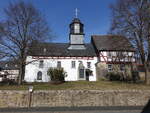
(92, 34), (124, 37)
(92, 35), (135, 51)
(39, 42), (68, 44)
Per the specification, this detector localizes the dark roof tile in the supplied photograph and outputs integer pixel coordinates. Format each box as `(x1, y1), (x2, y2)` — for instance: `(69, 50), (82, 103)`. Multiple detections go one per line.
(92, 35), (135, 51)
(0, 61), (19, 70)
(28, 43), (97, 57)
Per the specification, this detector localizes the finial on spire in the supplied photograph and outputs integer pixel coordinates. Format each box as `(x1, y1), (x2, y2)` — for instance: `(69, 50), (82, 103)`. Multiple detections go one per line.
(75, 8), (79, 18)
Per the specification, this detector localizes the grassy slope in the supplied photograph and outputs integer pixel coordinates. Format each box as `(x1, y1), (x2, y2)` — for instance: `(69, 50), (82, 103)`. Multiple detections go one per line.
(0, 81), (149, 90)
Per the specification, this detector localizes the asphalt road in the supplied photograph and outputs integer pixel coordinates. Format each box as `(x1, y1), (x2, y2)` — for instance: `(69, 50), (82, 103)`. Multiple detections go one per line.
(0, 110), (142, 113)
(0, 106), (145, 113)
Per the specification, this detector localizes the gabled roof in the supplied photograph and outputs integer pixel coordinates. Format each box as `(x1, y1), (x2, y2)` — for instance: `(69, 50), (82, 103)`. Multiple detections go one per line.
(0, 61), (19, 70)
(28, 43), (97, 57)
(91, 35), (135, 51)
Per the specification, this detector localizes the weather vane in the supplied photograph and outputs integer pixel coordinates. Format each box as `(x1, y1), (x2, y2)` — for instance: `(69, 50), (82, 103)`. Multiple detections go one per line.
(75, 8), (79, 18)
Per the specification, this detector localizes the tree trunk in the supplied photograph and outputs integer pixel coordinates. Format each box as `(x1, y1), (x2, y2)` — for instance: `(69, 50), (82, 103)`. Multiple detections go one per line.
(18, 63), (25, 85)
(144, 63), (150, 85)
(18, 67), (22, 85)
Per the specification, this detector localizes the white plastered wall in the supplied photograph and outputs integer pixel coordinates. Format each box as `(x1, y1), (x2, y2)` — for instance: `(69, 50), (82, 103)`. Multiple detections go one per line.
(24, 56), (98, 82)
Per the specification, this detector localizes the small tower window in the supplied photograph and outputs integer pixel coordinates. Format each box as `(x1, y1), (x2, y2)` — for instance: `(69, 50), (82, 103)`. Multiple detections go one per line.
(74, 24), (80, 33)
(70, 25), (74, 34)
(37, 71), (42, 80)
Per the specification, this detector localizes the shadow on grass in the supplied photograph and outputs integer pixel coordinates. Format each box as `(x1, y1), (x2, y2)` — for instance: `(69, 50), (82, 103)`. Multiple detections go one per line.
(141, 99), (150, 113)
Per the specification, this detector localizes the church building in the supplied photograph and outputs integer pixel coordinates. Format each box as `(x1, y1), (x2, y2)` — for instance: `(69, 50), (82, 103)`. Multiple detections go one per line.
(24, 15), (136, 82)
(24, 17), (98, 82)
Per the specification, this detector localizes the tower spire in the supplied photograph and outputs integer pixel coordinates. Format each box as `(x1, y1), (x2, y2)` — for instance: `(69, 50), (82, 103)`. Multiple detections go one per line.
(68, 10), (85, 50)
(75, 8), (79, 18)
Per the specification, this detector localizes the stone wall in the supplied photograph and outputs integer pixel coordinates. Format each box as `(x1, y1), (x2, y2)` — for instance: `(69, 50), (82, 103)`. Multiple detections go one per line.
(0, 90), (29, 107)
(0, 90), (149, 108)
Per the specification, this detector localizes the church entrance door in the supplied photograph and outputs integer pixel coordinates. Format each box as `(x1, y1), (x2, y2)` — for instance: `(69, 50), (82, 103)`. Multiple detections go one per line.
(86, 70), (89, 81)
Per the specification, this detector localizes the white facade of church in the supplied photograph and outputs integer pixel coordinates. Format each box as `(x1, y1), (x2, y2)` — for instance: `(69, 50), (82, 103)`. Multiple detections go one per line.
(24, 56), (97, 82)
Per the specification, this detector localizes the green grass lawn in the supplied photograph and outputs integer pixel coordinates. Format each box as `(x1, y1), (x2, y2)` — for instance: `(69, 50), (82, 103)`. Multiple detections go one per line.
(0, 80), (149, 90)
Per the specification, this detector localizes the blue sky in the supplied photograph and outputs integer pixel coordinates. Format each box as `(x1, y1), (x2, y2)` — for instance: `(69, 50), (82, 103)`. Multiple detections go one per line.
(0, 0), (116, 43)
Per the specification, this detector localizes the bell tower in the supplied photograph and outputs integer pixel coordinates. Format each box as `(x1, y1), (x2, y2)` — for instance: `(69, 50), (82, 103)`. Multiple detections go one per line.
(68, 9), (85, 50)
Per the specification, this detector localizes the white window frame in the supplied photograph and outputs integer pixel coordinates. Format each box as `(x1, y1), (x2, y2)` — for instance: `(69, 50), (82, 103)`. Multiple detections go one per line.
(39, 60), (44, 68)
(107, 52), (112, 58)
(74, 23), (80, 33)
(57, 61), (61, 68)
(108, 64), (112, 72)
(87, 62), (91, 68)
(120, 64), (125, 71)
(37, 71), (42, 80)
(71, 61), (76, 68)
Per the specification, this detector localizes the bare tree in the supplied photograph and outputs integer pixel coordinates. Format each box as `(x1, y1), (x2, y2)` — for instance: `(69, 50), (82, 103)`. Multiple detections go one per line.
(110, 0), (150, 84)
(0, 1), (51, 85)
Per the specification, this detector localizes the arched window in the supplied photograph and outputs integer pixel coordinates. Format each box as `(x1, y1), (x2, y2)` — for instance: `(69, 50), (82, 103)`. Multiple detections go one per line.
(37, 71), (42, 80)
(78, 61), (85, 79)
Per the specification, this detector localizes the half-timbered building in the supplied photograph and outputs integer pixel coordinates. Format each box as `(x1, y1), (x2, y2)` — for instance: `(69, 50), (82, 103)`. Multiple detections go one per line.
(0, 61), (19, 81)
(92, 35), (136, 78)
